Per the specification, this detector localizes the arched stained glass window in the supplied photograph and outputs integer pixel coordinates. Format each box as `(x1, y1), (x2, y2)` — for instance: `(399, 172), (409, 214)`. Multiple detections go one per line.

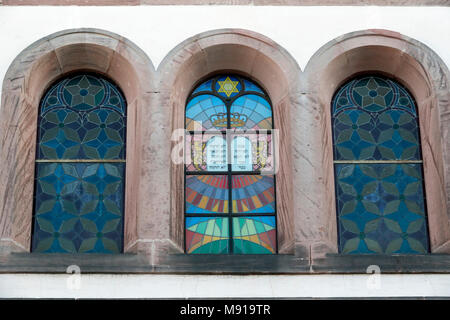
(332, 75), (429, 254)
(31, 73), (126, 253)
(185, 75), (277, 254)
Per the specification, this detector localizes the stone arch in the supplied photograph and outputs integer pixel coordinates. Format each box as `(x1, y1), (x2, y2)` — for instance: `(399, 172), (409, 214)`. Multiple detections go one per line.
(158, 28), (301, 254)
(303, 29), (450, 254)
(0, 28), (155, 253)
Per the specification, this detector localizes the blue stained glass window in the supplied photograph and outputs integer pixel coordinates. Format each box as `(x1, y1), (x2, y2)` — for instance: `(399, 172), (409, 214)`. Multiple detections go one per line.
(32, 73), (126, 253)
(185, 75), (277, 254)
(332, 75), (429, 254)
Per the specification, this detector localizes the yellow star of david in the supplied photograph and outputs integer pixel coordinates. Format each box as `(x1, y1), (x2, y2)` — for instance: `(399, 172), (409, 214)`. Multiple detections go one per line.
(217, 77), (239, 97)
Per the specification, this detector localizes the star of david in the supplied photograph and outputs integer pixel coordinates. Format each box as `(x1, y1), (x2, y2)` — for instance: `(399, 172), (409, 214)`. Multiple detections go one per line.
(217, 77), (239, 97)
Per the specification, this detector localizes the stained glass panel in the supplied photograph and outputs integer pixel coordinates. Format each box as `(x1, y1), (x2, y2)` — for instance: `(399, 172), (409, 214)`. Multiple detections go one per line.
(185, 217), (229, 254)
(186, 94), (227, 131)
(230, 95), (272, 130)
(32, 163), (124, 253)
(243, 80), (265, 94)
(185, 134), (227, 172)
(215, 76), (242, 99)
(231, 133), (273, 172)
(38, 74), (126, 160)
(332, 76), (420, 161)
(335, 163), (428, 254)
(332, 75), (429, 255)
(32, 73), (126, 254)
(232, 175), (275, 214)
(191, 79), (213, 95)
(185, 75), (276, 254)
(185, 175), (229, 214)
(232, 216), (276, 254)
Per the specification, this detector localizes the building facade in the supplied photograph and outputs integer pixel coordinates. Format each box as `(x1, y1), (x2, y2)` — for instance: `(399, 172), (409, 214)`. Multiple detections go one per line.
(0, 1), (449, 298)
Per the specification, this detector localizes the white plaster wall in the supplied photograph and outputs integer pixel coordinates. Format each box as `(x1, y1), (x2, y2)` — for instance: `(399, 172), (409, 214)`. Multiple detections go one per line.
(0, 5), (449, 101)
(1, 273), (450, 298)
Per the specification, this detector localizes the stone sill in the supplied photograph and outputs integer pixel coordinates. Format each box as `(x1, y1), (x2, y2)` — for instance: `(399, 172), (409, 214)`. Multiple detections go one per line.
(1, 252), (449, 274)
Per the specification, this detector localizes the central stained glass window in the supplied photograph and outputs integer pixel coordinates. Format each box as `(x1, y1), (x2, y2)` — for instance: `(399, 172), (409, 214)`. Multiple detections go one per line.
(332, 75), (430, 254)
(31, 73), (126, 253)
(185, 75), (277, 254)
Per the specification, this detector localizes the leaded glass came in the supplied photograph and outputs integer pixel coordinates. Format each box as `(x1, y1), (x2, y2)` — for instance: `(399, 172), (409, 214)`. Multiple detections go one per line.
(32, 74), (126, 253)
(332, 75), (429, 254)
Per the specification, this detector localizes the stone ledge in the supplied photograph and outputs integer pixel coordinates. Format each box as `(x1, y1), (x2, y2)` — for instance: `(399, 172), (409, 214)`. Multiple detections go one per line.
(1, 252), (449, 274)
(1, 0), (449, 5)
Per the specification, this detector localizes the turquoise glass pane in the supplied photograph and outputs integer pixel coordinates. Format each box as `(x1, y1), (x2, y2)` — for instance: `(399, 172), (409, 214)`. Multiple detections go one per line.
(185, 217), (229, 254)
(38, 74), (126, 160)
(232, 216), (276, 254)
(335, 163), (429, 254)
(32, 163), (125, 253)
(332, 76), (420, 160)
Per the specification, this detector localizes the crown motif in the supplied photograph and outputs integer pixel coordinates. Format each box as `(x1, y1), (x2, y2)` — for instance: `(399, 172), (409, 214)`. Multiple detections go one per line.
(210, 112), (247, 128)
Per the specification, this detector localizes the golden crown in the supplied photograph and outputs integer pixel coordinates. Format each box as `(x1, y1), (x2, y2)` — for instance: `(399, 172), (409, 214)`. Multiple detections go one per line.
(211, 112), (247, 128)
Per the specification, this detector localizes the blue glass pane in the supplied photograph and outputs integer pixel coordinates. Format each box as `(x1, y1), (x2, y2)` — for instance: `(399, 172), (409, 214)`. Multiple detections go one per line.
(186, 94), (227, 130)
(32, 163), (125, 253)
(335, 163), (429, 254)
(191, 79), (213, 94)
(230, 94), (272, 130)
(38, 74), (126, 160)
(332, 76), (420, 161)
(214, 75), (242, 99)
(243, 79), (265, 94)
